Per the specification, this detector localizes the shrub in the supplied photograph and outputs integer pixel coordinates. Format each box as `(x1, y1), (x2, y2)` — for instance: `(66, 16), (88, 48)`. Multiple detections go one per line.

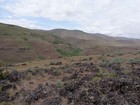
(38, 55), (45, 60)
(93, 76), (101, 81)
(0, 61), (5, 67)
(99, 60), (109, 67)
(89, 57), (93, 60)
(128, 58), (140, 64)
(96, 69), (105, 77)
(110, 58), (125, 64)
(98, 54), (105, 60)
(108, 72), (117, 78)
(0, 101), (7, 105)
(100, 58), (125, 67)
(0, 70), (3, 79)
(0, 69), (9, 80)
(56, 80), (63, 88)
(0, 85), (3, 92)
(50, 61), (62, 65)
(123, 70), (130, 74)
(51, 69), (61, 76)
(7, 70), (20, 82)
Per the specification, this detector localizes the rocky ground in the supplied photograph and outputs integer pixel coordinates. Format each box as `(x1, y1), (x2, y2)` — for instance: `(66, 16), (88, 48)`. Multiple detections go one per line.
(0, 54), (140, 105)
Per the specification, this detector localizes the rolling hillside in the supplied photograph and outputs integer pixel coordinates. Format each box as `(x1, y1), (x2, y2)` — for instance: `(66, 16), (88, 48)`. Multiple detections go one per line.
(0, 23), (81, 63)
(50, 29), (140, 48)
(0, 23), (140, 63)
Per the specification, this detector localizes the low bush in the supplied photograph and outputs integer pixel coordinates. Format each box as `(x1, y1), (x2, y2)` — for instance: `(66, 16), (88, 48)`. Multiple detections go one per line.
(93, 76), (101, 81)
(50, 61), (62, 65)
(128, 58), (140, 64)
(96, 69), (105, 77)
(100, 58), (125, 67)
(51, 69), (61, 76)
(108, 72), (117, 78)
(0, 101), (7, 105)
(56, 80), (63, 88)
(0, 61), (5, 67)
(0, 69), (9, 80)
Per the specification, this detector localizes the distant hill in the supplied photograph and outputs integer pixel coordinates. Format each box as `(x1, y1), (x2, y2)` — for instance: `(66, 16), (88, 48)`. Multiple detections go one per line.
(49, 29), (140, 48)
(0, 23), (140, 63)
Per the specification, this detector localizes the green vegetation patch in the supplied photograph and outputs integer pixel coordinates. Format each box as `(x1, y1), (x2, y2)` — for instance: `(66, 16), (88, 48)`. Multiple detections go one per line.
(0, 69), (8, 80)
(57, 48), (82, 57)
(108, 72), (117, 78)
(96, 68), (105, 77)
(0, 61), (5, 67)
(56, 80), (63, 88)
(30, 33), (48, 41)
(128, 58), (140, 64)
(100, 58), (125, 67)
(53, 36), (64, 44)
(0, 101), (8, 105)
(93, 76), (101, 81)
(38, 55), (45, 60)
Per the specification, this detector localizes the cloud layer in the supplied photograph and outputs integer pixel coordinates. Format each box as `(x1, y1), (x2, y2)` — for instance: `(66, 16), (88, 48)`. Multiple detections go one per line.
(0, 0), (140, 38)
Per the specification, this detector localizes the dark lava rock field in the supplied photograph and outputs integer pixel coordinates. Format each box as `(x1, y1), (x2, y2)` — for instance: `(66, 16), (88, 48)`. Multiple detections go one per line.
(0, 57), (140, 105)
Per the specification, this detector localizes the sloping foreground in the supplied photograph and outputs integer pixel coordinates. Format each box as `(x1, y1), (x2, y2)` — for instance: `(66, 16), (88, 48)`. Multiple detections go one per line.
(0, 55), (140, 105)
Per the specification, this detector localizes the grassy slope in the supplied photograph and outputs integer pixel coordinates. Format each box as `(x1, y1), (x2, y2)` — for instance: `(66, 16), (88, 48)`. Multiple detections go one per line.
(0, 23), (81, 63)
(0, 23), (140, 63)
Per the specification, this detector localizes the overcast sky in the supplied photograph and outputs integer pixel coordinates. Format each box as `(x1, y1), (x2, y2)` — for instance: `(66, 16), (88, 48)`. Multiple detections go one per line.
(0, 0), (140, 38)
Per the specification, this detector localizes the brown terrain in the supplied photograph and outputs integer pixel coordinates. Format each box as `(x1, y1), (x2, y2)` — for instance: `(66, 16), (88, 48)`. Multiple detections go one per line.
(0, 23), (140, 105)
(0, 23), (140, 63)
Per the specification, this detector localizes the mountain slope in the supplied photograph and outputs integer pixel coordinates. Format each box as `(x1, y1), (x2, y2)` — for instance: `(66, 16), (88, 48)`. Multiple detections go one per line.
(0, 23), (81, 63)
(49, 29), (140, 48)
(0, 23), (140, 63)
